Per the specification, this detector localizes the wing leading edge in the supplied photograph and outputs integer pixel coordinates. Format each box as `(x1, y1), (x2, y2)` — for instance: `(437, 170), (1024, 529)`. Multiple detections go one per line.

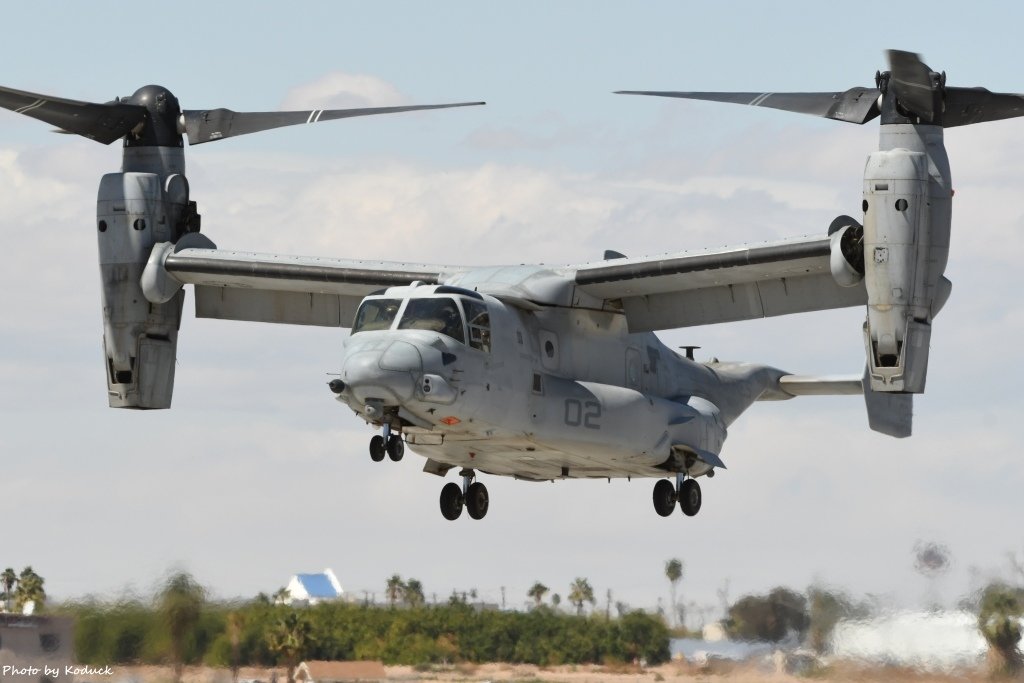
(159, 247), (462, 327)
(572, 235), (866, 332)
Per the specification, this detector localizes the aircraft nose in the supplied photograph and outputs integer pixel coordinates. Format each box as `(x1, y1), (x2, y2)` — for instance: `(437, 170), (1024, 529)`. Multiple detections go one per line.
(378, 341), (423, 373)
(342, 341), (423, 405)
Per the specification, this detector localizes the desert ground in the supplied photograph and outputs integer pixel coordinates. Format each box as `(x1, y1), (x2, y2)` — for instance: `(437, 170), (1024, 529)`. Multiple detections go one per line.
(108, 662), (995, 683)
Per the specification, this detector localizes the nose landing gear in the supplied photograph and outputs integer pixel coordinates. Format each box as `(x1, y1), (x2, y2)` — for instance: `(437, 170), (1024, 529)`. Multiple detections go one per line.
(368, 423), (404, 462)
(440, 469), (489, 521)
(386, 435), (404, 461)
(466, 481), (489, 519)
(652, 474), (702, 517)
(369, 435), (386, 462)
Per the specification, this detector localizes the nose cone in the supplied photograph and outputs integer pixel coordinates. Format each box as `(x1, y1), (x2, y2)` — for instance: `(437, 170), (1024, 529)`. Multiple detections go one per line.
(343, 341), (423, 405)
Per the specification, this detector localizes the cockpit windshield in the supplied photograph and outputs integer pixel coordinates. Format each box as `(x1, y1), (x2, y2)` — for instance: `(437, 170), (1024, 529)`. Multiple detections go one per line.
(351, 298), (402, 334)
(397, 297), (465, 343)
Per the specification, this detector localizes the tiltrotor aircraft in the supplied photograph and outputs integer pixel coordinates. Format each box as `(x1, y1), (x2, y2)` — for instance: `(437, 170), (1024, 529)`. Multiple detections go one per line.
(3, 50), (1019, 520)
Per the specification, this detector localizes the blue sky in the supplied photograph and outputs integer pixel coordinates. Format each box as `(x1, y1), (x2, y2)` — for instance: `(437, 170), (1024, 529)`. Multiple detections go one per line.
(1, 1), (1023, 621)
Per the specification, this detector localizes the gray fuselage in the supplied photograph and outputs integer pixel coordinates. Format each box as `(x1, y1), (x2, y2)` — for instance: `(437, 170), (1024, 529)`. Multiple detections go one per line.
(336, 283), (786, 482)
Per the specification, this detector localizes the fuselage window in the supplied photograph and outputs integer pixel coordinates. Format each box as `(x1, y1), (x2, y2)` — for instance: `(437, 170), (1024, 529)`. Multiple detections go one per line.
(351, 298), (402, 334)
(398, 297), (465, 343)
(463, 299), (491, 352)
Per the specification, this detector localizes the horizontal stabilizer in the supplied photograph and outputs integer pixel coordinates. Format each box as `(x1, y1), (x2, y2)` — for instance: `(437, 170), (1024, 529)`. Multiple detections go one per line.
(775, 371), (911, 437)
(779, 374), (863, 396)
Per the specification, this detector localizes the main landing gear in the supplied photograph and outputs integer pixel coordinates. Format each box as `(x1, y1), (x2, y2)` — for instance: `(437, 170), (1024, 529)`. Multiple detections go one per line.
(369, 423), (404, 462)
(440, 469), (489, 521)
(652, 474), (702, 517)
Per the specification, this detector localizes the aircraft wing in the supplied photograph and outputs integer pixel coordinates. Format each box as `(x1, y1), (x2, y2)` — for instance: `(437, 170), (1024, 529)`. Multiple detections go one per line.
(158, 246), (466, 327)
(154, 233), (863, 330)
(571, 235), (866, 332)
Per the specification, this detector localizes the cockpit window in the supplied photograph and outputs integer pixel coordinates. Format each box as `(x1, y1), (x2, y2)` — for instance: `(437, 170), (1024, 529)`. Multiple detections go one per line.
(351, 298), (402, 334)
(397, 297), (465, 343)
(463, 299), (491, 353)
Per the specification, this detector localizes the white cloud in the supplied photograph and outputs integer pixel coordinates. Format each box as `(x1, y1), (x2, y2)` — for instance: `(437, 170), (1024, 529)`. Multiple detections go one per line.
(279, 72), (408, 110)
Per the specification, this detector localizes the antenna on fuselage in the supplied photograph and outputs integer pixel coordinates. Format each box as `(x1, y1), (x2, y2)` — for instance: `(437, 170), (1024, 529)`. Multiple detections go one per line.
(679, 346), (700, 361)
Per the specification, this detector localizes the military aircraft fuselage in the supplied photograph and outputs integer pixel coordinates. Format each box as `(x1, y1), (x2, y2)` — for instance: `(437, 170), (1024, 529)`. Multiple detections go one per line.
(336, 282), (787, 483)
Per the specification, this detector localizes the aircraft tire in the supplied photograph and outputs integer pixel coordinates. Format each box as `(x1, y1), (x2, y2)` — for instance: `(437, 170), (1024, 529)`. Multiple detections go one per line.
(652, 479), (677, 517)
(440, 482), (464, 521)
(386, 435), (405, 461)
(369, 435), (386, 462)
(466, 481), (490, 520)
(679, 479), (702, 517)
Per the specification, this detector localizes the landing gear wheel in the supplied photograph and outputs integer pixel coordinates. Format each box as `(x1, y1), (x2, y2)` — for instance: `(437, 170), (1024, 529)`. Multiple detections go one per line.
(679, 479), (702, 517)
(369, 435), (385, 462)
(652, 479), (677, 517)
(386, 435), (405, 461)
(466, 481), (490, 520)
(440, 482), (464, 521)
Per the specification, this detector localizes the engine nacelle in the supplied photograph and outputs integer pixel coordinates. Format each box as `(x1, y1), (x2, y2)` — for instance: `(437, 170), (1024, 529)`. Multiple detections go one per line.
(97, 171), (193, 408)
(861, 125), (952, 393)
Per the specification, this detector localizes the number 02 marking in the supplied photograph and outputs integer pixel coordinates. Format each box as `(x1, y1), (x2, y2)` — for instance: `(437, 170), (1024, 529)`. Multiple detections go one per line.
(564, 399), (601, 429)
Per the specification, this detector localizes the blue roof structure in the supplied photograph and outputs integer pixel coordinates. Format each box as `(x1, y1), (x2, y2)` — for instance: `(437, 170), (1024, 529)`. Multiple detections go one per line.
(296, 573), (339, 599)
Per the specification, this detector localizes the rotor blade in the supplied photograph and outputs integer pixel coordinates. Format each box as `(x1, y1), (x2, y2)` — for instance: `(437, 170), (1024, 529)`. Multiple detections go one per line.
(614, 89), (881, 124)
(0, 85), (145, 144)
(182, 101), (485, 145)
(886, 49), (938, 122)
(942, 87), (1024, 127)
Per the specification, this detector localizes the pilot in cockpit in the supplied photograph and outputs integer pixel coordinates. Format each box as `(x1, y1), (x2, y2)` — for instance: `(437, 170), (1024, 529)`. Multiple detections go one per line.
(440, 303), (463, 340)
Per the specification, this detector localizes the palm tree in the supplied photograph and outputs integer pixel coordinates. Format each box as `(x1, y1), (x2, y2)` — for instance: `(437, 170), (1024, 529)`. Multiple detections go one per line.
(227, 611), (244, 683)
(404, 579), (425, 607)
(267, 609), (315, 683)
(978, 582), (1024, 678)
(665, 558), (683, 628)
(272, 587), (291, 605)
(527, 581), (549, 608)
(385, 574), (404, 607)
(568, 578), (595, 616)
(1, 568), (17, 612)
(14, 567), (44, 613)
(551, 593), (561, 610)
(159, 572), (205, 683)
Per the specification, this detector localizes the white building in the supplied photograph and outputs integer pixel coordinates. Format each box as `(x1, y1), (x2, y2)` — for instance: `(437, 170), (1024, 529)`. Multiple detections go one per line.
(831, 610), (987, 670)
(281, 568), (344, 606)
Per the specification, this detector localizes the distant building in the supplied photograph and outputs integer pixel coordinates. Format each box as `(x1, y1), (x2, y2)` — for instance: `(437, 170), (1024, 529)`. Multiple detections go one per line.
(281, 569), (343, 605)
(831, 610), (988, 670)
(702, 622), (727, 641)
(295, 660), (386, 683)
(0, 614), (75, 682)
